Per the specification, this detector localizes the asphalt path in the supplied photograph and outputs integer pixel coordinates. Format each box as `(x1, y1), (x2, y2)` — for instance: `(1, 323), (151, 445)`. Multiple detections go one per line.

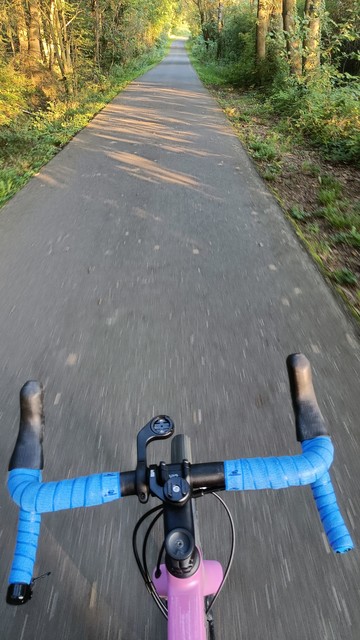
(0, 39), (359, 640)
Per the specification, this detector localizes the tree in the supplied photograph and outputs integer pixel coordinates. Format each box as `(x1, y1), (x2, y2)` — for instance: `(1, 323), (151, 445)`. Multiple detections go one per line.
(303, 0), (322, 73)
(271, 0), (283, 35)
(256, 0), (272, 61)
(28, 0), (42, 71)
(12, 0), (29, 59)
(283, 0), (302, 77)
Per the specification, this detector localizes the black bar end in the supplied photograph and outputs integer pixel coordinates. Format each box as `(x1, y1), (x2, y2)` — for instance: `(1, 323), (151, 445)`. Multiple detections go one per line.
(286, 354), (328, 442)
(9, 381), (44, 471)
(6, 583), (32, 606)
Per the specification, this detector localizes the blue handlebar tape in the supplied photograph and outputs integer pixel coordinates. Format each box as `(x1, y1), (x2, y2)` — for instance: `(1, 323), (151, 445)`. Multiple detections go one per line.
(9, 509), (41, 584)
(8, 436), (353, 587)
(224, 437), (353, 553)
(311, 472), (354, 553)
(8, 469), (121, 585)
(224, 437), (334, 490)
(8, 469), (121, 513)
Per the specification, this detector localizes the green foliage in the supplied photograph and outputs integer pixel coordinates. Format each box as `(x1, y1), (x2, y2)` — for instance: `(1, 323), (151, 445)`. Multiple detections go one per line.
(322, 0), (360, 75)
(248, 136), (279, 162)
(1, 0), (175, 91)
(190, 36), (218, 64)
(333, 227), (360, 247)
(172, 24), (191, 38)
(188, 39), (241, 86)
(301, 161), (321, 175)
(189, 0), (360, 165)
(189, 4), (259, 88)
(318, 203), (356, 229)
(256, 37), (290, 89)
(269, 69), (360, 164)
(307, 222), (320, 233)
(0, 64), (34, 126)
(318, 187), (342, 205)
(289, 206), (310, 221)
(0, 43), (168, 208)
(332, 268), (358, 285)
(313, 175), (359, 234)
(262, 166), (281, 181)
(217, 4), (256, 63)
(318, 174), (343, 190)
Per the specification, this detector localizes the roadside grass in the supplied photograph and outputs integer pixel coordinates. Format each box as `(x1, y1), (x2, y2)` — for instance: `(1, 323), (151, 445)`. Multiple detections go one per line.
(0, 42), (169, 208)
(189, 50), (360, 321)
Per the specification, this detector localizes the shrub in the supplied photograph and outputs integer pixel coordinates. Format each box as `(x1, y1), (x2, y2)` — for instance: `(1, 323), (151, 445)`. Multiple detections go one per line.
(269, 69), (360, 164)
(0, 64), (33, 126)
(248, 136), (279, 161)
(218, 5), (256, 63)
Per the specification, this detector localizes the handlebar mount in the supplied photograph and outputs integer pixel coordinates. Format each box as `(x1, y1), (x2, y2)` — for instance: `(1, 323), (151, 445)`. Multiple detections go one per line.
(136, 416), (174, 503)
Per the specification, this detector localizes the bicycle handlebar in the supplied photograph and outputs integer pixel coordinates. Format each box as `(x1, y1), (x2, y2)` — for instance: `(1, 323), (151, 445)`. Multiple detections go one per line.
(6, 355), (354, 606)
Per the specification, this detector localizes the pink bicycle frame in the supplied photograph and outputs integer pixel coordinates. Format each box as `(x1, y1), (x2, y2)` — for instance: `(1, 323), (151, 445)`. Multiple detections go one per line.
(153, 555), (223, 640)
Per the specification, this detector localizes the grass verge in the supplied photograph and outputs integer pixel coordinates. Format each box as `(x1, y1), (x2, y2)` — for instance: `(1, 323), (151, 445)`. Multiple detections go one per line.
(189, 49), (360, 323)
(0, 42), (169, 209)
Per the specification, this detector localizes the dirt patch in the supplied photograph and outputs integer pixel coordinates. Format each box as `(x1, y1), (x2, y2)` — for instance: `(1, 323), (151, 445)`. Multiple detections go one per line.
(277, 149), (360, 214)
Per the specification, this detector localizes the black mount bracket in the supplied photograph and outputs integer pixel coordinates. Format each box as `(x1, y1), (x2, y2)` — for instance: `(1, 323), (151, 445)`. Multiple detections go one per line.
(135, 416), (174, 503)
(148, 457), (191, 506)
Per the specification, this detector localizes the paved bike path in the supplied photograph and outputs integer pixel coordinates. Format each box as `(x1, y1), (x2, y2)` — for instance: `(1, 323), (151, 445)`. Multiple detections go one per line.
(0, 39), (359, 639)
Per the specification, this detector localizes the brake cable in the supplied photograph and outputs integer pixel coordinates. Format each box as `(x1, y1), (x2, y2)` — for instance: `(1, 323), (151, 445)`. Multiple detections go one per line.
(206, 492), (235, 613)
(142, 510), (167, 616)
(132, 505), (168, 618)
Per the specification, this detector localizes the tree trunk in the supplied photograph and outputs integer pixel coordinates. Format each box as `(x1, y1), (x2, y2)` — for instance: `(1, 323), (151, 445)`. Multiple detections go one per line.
(5, 24), (16, 57)
(303, 0), (322, 74)
(47, 0), (73, 94)
(256, 0), (272, 61)
(92, 0), (101, 68)
(270, 0), (285, 50)
(283, 0), (302, 77)
(47, 0), (56, 71)
(40, 0), (55, 70)
(197, 1), (208, 46)
(46, 0), (63, 74)
(28, 0), (42, 68)
(13, 0), (28, 58)
(271, 0), (284, 33)
(58, 0), (74, 93)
